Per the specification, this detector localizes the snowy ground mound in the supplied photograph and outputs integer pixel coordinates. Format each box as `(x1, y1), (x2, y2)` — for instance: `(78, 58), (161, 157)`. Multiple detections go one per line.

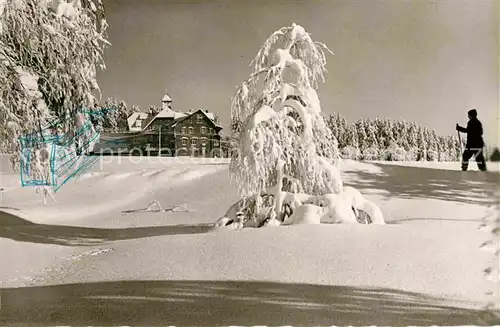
(0, 156), (499, 325)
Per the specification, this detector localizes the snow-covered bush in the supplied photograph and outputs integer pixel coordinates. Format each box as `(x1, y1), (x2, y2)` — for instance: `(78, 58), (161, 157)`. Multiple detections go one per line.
(216, 23), (385, 229)
(361, 147), (380, 161)
(0, 0), (109, 172)
(425, 149), (439, 162)
(341, 145), (361, 160)
(382, 143), (409, 161)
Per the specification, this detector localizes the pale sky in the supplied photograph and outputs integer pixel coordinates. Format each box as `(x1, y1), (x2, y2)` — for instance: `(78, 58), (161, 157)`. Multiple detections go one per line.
(98, 0), (499, 146)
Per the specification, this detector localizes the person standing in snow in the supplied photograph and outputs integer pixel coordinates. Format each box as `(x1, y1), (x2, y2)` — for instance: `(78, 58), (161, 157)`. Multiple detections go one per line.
(456, 109), (487, 171)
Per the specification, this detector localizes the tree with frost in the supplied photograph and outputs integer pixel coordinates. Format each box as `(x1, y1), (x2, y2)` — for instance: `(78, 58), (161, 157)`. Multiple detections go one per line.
(426, 129), (439, 161)
(0, 0), (109, 174)
(362, 120), (380, 160)
(372, 117), (383, 146)
(148, 104), (160, 116)
(215, 23), (385, 229)
(326, 112), (349, 149)
(326, 113), (339, 143)
(95, 98), (136, 133)
(116, 100), (130, 132)
(451, 135), (461, 161)
(443, 136), (455, 161)
(346, 124), (359, 147)
(131, 104), (140, 114)
(415, 126), (427, 161)
(355, 119), (368, 152)
(341, 124), (360, 160)
(336, 114), (349, 149)
(100, 98), (119, 132)
(397, 121), (410, 151)
(382, 142), (407, 161)
(384, 119), (396, 148)
(436, 136), (446, 161)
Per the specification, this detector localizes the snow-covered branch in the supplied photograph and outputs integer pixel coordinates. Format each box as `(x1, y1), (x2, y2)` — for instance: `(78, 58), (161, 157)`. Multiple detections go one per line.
(0, 0), (109, 166)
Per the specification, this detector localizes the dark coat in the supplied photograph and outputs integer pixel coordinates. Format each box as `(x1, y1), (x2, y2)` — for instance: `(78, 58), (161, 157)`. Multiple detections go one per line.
(457, 118), (484, 148)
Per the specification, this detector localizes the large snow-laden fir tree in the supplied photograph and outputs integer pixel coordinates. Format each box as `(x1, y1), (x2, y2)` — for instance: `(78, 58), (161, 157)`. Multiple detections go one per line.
(0, 0), (109, 173)
(216, 23), (385, 229)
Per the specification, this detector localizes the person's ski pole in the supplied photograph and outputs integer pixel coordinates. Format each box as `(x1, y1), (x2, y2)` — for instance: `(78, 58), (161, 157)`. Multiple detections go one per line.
(457, 130), (463, 162)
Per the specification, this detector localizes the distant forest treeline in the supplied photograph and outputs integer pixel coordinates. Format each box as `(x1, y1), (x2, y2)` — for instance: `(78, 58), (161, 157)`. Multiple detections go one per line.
(323, 113), (499, 162)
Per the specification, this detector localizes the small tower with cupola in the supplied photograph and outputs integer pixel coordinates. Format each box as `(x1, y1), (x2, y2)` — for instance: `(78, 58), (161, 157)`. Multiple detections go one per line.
(161, 89), (173, 111)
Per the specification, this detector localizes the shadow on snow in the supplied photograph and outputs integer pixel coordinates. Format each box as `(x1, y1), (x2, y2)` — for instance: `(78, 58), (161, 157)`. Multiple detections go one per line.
(0, 209), (212, 246)
(0, 280), (497, 326)
(343, 162), (499, 206)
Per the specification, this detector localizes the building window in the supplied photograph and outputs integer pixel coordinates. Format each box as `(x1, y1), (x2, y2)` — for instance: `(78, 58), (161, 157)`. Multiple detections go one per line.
(201, 127), (206, 134)
(188, 127), (194, 134)
(197, 115), (203, 123)
(191, 137), (198, 146)
(182, 138), (188, 146)
(200, 137), (207, 146)
(213, 140), (219, 147)
(181, 127), (186, 134)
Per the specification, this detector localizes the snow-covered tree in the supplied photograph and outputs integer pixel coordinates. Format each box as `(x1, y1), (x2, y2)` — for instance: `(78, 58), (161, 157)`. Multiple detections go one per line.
(336, 114), (349, 149)
(148, 104), (160, 116)
(345, 124), (359, 149)
(415, 126), (427, 161)
(0, 0), (109, 170)
(426, 129), (439, 161)
(363, 120), (380, 160)
(341, 145), (361, 160)
(218, 23), (385, 229)
(436, 136), (447, 161)
(326, 113), (339, 144)
(355, 119), (368, 151)
(100, 98), (118, 132)
(116, 100), (129, 132)
(397, 121), (410, 151)
(382, 142), (409, 161)
(381, 118), (395, 148)
(131, 104), (140, 113)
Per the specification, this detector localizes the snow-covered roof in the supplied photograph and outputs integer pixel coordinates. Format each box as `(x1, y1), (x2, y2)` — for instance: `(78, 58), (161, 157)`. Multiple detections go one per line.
(127, 112), (150, 131)
(171, 109), (222, 129)
(155, 109), (185, 119)
(205, 112), (215, 120)
(129, 108), (220, 133)
(141, 109), (187, 131)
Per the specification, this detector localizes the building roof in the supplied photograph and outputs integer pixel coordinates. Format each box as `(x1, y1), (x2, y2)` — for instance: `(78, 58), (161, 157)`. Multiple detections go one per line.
(172, 109), (222, 129)
(141, 109), (187, 131)
(127, 112), (150, 132)
(127, 106), (221, 133)
(155, 109), (186, 119)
